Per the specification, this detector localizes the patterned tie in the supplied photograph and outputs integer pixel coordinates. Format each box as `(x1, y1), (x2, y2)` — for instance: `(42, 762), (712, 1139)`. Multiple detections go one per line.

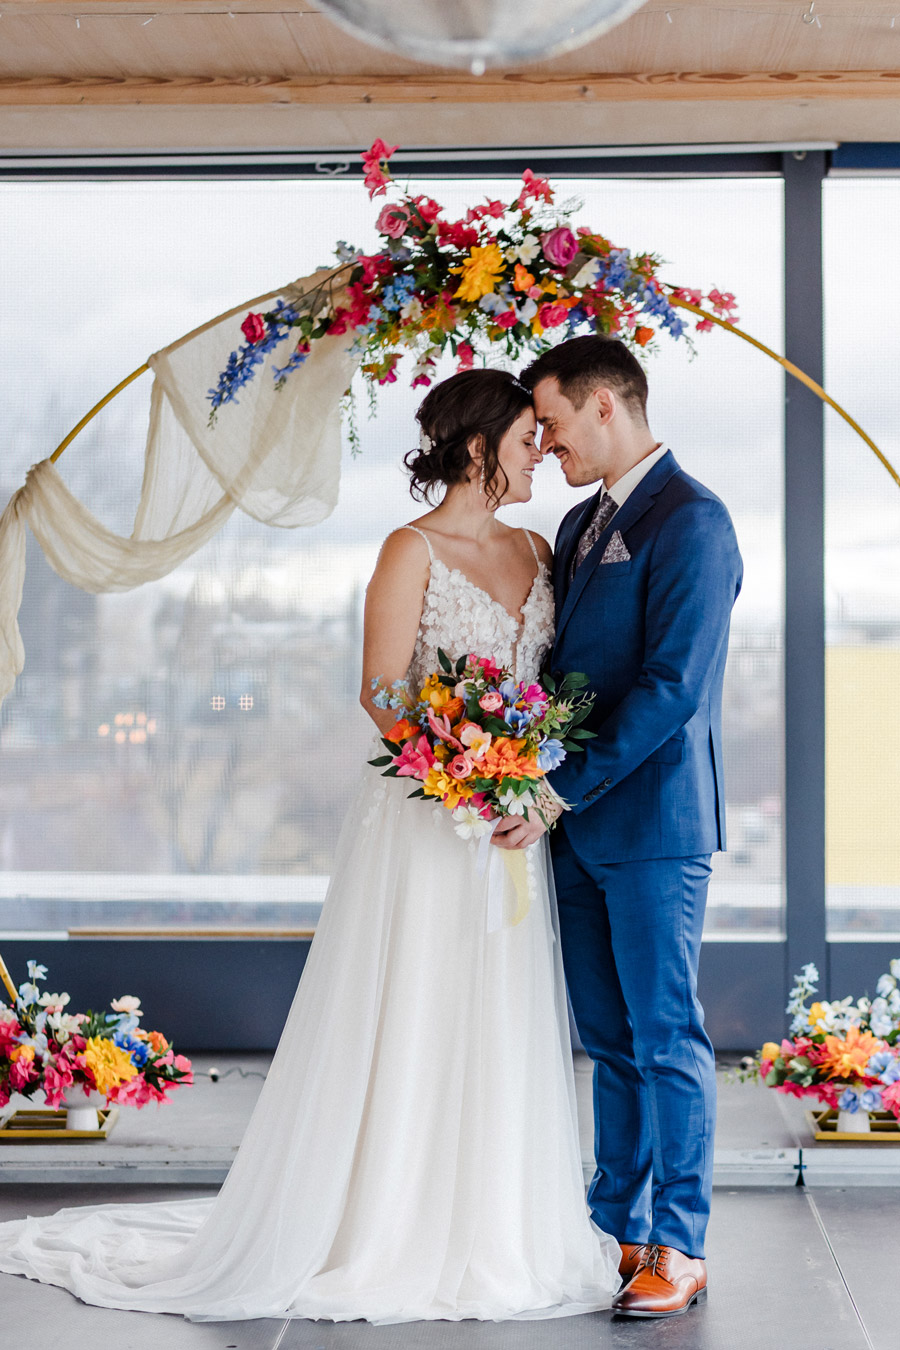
(571, 491), (619, 576)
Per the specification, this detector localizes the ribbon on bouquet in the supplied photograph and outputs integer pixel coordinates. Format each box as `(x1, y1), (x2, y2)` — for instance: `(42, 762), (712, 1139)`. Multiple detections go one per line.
(476, 829), (533, 933)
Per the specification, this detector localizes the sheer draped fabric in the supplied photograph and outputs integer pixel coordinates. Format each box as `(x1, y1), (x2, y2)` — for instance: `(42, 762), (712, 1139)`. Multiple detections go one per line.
(0, 269), (357, 706)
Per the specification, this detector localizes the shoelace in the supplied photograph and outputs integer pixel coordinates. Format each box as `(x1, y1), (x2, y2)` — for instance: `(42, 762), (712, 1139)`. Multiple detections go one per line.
(640, 1244), (669, 1278)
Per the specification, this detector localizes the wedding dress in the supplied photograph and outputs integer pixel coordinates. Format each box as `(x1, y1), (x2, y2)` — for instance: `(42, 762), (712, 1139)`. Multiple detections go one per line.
(0, 525), (620, 1323)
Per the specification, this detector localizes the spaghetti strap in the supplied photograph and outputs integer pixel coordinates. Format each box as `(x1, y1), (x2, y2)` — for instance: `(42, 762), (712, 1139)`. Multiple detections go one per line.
(522, 528), (540, 565)
(399, 523), (435, 564)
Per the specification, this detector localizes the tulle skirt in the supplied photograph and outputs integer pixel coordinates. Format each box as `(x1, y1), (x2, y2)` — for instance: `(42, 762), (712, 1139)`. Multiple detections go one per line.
(0, 755), (620, 1322)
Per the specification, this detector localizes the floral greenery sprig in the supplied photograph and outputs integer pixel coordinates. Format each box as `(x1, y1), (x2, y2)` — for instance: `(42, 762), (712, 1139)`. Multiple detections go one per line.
(731, 960), (900, 1120)
(208, 139), (738, 432)
(368, 651), (595, 836)
(0, 959), (192, 1112)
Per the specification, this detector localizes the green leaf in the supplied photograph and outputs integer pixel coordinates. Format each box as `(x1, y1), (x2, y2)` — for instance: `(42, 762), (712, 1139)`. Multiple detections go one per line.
(455, 655), (467, 676)
(542, 673), (557, 694)
(568, 727), (596, 740)
(407, 787), (426, 798)
(369, 755), (394, 767)
(381, 738), (401, 753)
(437, 649), (452, 673)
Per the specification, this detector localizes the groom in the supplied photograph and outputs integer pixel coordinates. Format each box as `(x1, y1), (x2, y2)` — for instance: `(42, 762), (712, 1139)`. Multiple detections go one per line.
(492, 335), (742, 1319)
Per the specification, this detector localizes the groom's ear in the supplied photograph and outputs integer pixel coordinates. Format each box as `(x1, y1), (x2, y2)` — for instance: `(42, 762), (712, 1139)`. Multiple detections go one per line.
(591, 386), (617, 425)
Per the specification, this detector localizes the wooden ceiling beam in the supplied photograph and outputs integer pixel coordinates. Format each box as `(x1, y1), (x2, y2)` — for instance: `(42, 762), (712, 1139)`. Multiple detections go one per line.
(1, 71), (900, 105)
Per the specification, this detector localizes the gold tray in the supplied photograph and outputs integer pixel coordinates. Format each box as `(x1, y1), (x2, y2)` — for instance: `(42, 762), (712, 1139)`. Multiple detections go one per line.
(0, 1106), (119, 1142)
(806, 1107), (900, 1142)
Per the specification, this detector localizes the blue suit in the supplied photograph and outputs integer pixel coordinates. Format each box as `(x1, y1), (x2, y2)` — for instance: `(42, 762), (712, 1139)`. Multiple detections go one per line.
(547, 450), (742, 1259)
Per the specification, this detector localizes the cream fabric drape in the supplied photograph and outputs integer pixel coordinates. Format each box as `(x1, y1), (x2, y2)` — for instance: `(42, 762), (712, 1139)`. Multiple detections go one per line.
(0, 270), (359, 706)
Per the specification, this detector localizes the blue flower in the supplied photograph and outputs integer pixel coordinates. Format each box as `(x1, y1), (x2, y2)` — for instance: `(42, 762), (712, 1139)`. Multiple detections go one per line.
(867, 1050), (893, 1076)
(504, 705), (533, 733)
(860, 1088), (883, 1112)
(498, 679), (520, 705)
(17, 982), (40, 1006)
(537, 738), (566, 772)
(113, 1031), (150, 1067)
(879, 1058), (900, 1085)
(838, 1087), (859, 1112)
(26, 961), (48, 982)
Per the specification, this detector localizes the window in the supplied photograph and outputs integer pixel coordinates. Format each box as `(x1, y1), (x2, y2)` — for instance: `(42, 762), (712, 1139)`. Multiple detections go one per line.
(0, 173), (784, 938)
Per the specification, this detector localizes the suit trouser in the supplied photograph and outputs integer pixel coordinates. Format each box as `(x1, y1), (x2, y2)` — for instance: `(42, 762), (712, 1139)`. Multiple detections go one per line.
(551, 827), (715, 1259)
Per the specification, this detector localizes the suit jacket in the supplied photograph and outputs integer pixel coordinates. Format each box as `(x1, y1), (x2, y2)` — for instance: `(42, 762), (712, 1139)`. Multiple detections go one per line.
(547, 450), (743, 864)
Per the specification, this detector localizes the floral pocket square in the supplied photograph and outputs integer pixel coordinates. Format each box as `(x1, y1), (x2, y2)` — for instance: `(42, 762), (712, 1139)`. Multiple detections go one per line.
(600, 531), (631, 564)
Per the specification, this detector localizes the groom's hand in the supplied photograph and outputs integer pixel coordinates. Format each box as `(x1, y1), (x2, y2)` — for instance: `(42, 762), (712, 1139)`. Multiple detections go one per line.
(490, 814), (548, 850)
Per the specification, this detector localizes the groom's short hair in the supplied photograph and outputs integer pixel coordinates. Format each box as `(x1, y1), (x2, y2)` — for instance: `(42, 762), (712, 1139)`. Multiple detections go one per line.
(521, 336), (649, 420)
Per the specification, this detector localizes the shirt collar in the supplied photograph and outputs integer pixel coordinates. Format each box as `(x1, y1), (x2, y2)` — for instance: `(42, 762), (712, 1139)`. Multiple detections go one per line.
(605, 444), (668, 508)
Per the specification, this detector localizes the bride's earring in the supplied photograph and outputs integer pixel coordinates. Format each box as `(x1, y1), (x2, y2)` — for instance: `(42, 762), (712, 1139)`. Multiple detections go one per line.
(478, 462), (485, 495)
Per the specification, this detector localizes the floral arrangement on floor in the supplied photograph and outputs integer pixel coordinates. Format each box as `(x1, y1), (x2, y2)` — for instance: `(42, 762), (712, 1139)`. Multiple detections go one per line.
(737, 960), (900, 1120)
(208, 139), (738, 429)
(369, 651), (594, 837)
(0, 959), (193, 1113)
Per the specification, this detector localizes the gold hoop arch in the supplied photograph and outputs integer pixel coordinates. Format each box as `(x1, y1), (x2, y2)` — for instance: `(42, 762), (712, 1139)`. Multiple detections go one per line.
(49, 297), (900, 492)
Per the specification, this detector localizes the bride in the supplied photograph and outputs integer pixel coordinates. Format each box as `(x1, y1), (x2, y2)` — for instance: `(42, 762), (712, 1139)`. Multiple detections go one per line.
(0, 368), (620, 1323)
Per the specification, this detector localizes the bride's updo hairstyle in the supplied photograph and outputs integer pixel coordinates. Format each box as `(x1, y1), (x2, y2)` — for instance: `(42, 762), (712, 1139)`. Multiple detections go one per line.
(405, 368), (533, 511)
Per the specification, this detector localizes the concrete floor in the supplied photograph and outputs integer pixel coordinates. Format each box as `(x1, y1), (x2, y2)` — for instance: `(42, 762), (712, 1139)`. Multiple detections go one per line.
(1, 1058), (896, 1348)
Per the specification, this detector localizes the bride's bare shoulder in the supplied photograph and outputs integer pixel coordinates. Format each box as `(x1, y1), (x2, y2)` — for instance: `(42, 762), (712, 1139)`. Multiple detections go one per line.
(373, 525), (433, 573)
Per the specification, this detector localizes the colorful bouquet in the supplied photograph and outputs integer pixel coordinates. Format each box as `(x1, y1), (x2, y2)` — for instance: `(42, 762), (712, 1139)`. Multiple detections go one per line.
(737, 960), (900, 1120)
(368, 650), (594, 837)
(209, 139), (737, 431)
(0, 958), (193, 1113)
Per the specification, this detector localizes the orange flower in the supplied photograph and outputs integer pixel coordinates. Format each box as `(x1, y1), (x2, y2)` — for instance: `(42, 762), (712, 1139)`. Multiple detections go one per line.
(9, 1044), (35, 1063)
(479, 737), (539, 781)
(513, 263), (535, 292)
(821, 1025), (883, 1080)
(388, 718), (420, 743)
(442, 697), (465, 725)
(634, 326), (654, 347)
(147, 1030), (169, 1054)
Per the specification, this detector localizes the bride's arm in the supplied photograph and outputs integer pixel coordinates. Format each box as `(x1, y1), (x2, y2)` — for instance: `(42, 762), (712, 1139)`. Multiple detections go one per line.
(360, 529), (431, 736)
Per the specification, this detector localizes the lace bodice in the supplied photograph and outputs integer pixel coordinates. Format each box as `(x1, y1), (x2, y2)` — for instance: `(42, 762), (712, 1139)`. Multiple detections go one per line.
(401, 526), (555, 689)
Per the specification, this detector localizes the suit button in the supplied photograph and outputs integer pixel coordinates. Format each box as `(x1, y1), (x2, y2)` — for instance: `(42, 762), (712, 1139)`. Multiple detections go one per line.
(602, 778), (612, 787)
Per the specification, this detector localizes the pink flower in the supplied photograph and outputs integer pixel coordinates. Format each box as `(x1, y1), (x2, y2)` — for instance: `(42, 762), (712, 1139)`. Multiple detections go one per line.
(471, 655), (501, 680)
(521, 683), (547, 707)
(541, 226), (579, 269)
(759, 1059), (773, 1079)
(361, 139), (398, 199)
(412, 372), (433, 389)
(240, 312), (266, 344)
(468, 792), (494, 820)
(41, 1062), (72, 1110)
(346, 282), (373, 328)
(9, 1056), (38, 1091)
(538, 302), (569, 329)
(412, 195), (441, 223)
(448, 754), (474, 780)
(393, 734), (435, 781)
(376, 202), (412, 239)
(517, 168), (554, 207)
(358, 253), (394, 285)
(0, 1017), (22, 1054)
(328, 308), (350, 335)
(426, 706), (464, 750)
(456, 342), (475, 372)
(479, 691), (504, 713)
(436, 219), (479, 250)
(495, 310), (517, 330)
(883, 1081), (900, 1119)
(674, 287), (702, 305)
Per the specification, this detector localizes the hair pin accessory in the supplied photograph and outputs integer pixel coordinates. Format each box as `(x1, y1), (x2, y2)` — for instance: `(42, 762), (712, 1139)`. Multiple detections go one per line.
(418, 427), (436, 455)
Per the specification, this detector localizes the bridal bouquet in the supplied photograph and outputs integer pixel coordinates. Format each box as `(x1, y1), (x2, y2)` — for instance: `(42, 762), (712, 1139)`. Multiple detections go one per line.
(0, 958), (193, 1112)
(736, 960), (900, 1120)
(369, 651), (595, 838)
(209, 140), (736, 430)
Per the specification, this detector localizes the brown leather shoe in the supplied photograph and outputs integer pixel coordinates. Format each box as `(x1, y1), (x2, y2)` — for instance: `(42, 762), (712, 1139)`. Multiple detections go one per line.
(617, 1242), (647, 1283)
(612, 1244), (707, 1318)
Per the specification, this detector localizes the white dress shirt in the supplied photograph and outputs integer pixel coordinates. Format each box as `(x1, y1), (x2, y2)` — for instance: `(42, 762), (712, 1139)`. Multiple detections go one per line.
(604, 442), (669, 508)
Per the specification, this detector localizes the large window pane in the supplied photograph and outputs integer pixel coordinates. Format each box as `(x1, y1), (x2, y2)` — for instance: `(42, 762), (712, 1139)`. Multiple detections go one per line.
(0, 173), (784, 937)
(824, 179), (900, 939)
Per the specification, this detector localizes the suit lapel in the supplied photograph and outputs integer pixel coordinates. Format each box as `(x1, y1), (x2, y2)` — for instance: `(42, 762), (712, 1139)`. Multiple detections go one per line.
(554, 451), (681, 648)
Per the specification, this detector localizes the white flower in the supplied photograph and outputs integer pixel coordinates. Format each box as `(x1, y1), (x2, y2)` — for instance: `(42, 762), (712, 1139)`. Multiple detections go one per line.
(800, 963), (820, 984)
(400, 295), (423, 323)
(869, 997), (894, 1038)
(38, 991), (70, 1010)
(517, 298), (538, 322)
(506, 234), (541, 265)
(452, 804), (492, 840)
(876, 973), (897, 998)
(890, 959), (900, 979)
(571, 258), (601, 289)
(111, 995), (142, 1017)
(498, 788), (535, 816)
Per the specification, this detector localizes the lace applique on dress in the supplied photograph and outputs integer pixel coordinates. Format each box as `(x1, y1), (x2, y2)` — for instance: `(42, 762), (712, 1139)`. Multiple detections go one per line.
(399, 525), (555, 688)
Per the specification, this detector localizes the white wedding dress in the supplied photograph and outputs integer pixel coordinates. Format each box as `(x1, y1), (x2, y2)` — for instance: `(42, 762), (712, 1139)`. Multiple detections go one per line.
(0, 525), (620, 1323)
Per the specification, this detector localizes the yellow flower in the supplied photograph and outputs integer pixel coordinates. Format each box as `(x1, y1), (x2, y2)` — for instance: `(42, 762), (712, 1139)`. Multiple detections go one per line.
(82, 1035), (138, 1095)
(808, 1001), (828, 1031)
(761, 1042), (781, 1063)
(451, 244), (505, 302)
(422, 766), (473, 809)
(419, 673), (453, 711)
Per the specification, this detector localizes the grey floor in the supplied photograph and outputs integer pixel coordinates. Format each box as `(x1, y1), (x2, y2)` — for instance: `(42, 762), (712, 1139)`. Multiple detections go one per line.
(2, 1057), (896, 1349)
